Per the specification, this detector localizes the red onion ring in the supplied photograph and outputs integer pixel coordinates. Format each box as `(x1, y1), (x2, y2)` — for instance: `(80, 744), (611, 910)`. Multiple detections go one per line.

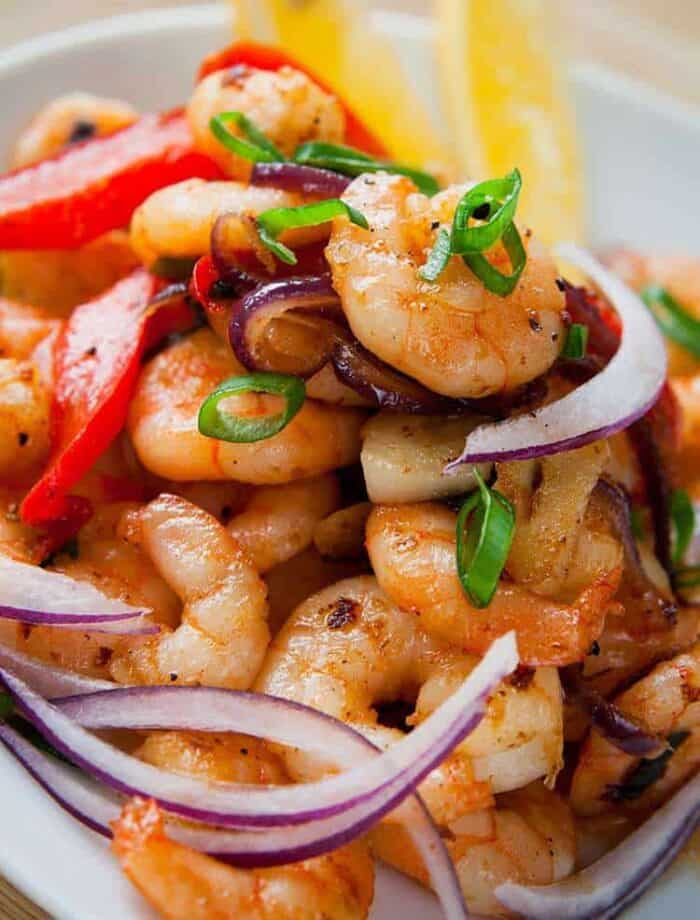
(560, 667), (665, 758)
(251, 162), (351, 198)
(0, 632), (516, 829)
(0, 556), (155, 635)
(496, 766), (700, 919)
(229, 275), (346, 376)
(445, 245), (667, 468)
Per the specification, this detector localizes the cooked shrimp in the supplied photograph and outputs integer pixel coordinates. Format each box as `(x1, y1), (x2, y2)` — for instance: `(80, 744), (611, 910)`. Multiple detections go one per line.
(571, 642), (700, 816)
(255, 576), (563, 824)
(0, 501), (179, 679)
(130, 179), (326, 266)
(0, 231), (140, 318)
(0, 298), (60, 361)
(370, 783), (575, 918)
(0, 358), (50, 481)
(228, 474), (340, 573)
(10, 92), (137, 168)
(127, 328), (365, 484)
(109, 493), (269, 688)
(495, 441), (623, 597)
(187, 66), (345, 180)
(367, 503), (621, 666)
(326, 174), (566, 398)
(113, 798), (374, 920)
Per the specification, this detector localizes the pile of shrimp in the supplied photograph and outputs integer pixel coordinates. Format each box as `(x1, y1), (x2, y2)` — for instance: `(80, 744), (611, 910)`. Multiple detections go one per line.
(1, 61), (699, 920)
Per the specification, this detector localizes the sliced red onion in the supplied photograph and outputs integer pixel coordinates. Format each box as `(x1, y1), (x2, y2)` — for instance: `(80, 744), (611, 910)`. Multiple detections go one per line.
(0, 643), (116, 697)
(331, 336), (474, 415)
(560, 667), (665, 758)
(496, 766), (700, 919)
(445, 245), (667, 468)
(229, 275), (346, 376)
(0, 632), (516, 829)
(0, 556), (155, 635)
(251, 162), (351, 198)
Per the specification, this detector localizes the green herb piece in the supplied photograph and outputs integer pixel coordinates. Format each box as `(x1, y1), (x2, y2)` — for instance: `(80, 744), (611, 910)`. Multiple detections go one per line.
(456, 469), (516, 608)
(198, 372), (306, 443)
(561, 323), (589, 359)
(256, 199), (368, 265)
(419, 227), (452, 282)
(462, 221), (527, 297)
(210, 111), (285, 163)
(450, 169), (522, 254)
(641, 284), (700, 359)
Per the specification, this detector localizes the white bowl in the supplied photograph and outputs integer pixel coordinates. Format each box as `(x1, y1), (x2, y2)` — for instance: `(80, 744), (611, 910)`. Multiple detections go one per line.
(0, 6), (699, 919)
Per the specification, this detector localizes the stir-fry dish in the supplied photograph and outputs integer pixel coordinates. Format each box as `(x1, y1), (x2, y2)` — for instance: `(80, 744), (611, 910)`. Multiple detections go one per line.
(1, 40), (699, 920)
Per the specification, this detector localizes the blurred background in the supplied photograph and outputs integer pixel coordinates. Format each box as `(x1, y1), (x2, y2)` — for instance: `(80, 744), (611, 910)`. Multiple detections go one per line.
(1, 0), (699, 106)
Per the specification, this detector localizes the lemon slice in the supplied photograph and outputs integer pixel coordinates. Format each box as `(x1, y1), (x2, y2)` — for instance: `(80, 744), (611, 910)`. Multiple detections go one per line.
(435, 0), (584, 245)
(234, 0), (450, 172)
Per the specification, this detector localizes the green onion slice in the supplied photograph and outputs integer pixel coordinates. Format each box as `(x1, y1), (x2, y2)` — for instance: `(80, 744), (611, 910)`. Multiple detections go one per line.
(456, 469), (516, 608)
(462, 222), (527, 297)
(210, 111), (285, 164)
(256, 199), (368, 265)
(294, 141), (440, 196)
(640, 284), (700, 359)
(419, 227), (452, 282)
(198, 373), (306, 443)
(671, 488), (696, 566)
(450, 169), (522, 254)
(562, 323), (589, 359)
(675, 566), (700, 590)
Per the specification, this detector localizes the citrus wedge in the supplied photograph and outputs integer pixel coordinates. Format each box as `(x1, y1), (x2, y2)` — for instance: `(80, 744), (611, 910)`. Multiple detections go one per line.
(435, 0), (584, 245)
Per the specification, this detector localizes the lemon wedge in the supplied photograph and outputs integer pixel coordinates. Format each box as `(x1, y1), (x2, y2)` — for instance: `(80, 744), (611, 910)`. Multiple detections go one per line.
(435, 0), (584, 245)
(234, 0), (449, 171)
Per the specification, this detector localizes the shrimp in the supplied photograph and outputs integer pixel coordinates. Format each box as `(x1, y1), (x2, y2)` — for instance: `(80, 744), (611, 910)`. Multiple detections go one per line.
(366, 503), (622, 666)
(0, 358), (50, 481)
(606, 249), (700, 377)
(571, 642), (700, 816)
(0, 231), (140, 318)
(187, 66), (345, 180)
(0, 501), (180, 679)
(370, 783), (575, 918)
(10, 92), (138, 168)
(127, 328), (365, 484)
(228, 474), (340, 573)
(0, 298), (60, 361)
(108, 493), (269, 689)
(255, 576), (563, 825)
(113, 727), (374, 920)
(325, 173), (566, 398)
(130, 179), (327, 267)
(494, 441), (623, 597)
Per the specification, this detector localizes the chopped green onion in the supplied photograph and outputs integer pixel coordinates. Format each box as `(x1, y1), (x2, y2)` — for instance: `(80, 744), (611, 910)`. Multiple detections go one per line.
(210, 111), (285, 164)
(450, 169), (522, 254)
(561, 323), (589, 359)
(256, 199), (368, 265)
(671, 488), (696, 565)
(198, 373), (305, 443)
(640, 284), (700, 359)
(294, 141), (440, 196)
(419, 227), (452, 282)
(456, 469), (516, 608)
(462, 221), (527, 297)
(674, 566), (700, 590)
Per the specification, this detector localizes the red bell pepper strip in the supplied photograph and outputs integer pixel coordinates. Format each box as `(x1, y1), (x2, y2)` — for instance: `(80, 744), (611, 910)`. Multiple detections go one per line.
(0, 111), (222, 250)
(20, 270), (195, 526)
(197, 41), (389, 158)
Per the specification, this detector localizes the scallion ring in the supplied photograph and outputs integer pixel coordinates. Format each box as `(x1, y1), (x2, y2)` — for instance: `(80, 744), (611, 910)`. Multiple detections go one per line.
(562, 322), (589, 359)
(671, 488), (696, 566)
(674, 566), (700, 590)
(256, 199), (368, 265)
(462, 221), (527, 297)
(210, 111), (285, 164)
(419, 227), (452, 282)
(640, 284), (700, 358)
(198, 373), (305, 443)
(450, 169), (522, 254)
(456, 469), (516, 608)
(294, 141), (440, 196)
